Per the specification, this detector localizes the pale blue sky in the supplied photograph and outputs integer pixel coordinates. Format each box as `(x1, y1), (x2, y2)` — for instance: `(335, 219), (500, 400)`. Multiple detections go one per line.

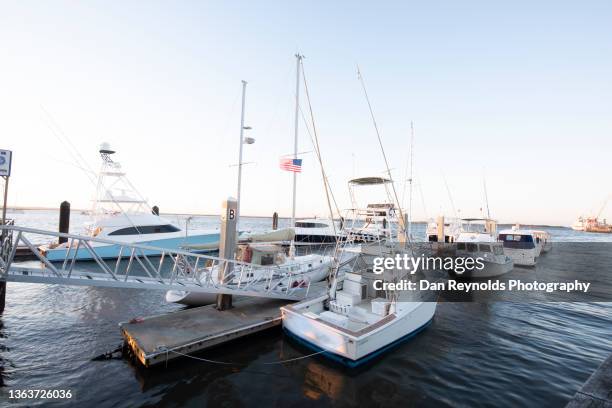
(1, 1), (611, 225)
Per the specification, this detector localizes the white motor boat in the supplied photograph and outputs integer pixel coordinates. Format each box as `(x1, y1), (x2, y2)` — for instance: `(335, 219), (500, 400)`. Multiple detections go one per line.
(282, 273), (436, 367)
(40, 144), (219, 261)
(451, 218), (513, 277)
(425, 217), (462, 243)
(572, 217), (586, 231)
(282, 176), (436, 367)
(498, 226), (551, 266)
(533, 230), (552, 252)
(166, 243), (334, 306)
(294, 219), (344, 244)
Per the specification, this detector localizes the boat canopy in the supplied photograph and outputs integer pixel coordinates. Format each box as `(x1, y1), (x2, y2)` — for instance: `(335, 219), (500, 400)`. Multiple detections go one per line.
(348, 177), (391, 186)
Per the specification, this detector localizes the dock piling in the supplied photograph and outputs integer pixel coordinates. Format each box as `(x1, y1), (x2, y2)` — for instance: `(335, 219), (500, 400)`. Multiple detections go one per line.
(58, 201), (70, 244)
(272, 212), (278, 230)
(436, 216), (445, 243)
(152, 205), (159, 216)
(216, 197), (238, 310)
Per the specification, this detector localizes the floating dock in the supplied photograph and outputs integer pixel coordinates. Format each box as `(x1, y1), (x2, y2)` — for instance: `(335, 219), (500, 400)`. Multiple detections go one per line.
(120, 282), (328, 367)
(566, 353), (612, 407)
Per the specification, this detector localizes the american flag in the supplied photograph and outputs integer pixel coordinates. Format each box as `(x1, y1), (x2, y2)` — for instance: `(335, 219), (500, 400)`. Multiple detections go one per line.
(279, 157), (302, 173)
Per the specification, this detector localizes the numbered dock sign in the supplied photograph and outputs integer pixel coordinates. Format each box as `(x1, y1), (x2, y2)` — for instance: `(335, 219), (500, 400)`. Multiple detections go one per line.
(0, 150), (11, 177)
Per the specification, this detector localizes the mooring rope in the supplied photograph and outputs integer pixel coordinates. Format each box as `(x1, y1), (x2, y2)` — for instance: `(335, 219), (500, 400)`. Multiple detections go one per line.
(159, 347), (328, 366)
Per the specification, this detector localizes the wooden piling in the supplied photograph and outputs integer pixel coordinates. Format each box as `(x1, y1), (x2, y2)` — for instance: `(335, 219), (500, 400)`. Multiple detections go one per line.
(152, 205), (159, 216)
(0, 281), (5, 314)
(272, 212), (278, 230)
(58, 201), (70, 244)
(436, 216), (445, 243)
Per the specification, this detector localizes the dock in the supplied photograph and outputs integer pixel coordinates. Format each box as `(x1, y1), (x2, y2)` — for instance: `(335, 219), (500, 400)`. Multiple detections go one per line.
(566, 353), (612, 407)
(120, 282), (327, 367)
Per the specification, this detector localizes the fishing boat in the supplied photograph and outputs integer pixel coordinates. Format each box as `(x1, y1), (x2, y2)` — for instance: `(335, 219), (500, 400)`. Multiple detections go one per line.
(40, 144), (220, 261)
(450, 218), (513, 277)
(282, 178), (436, 367)
(498, 226), (551, 266)
(294, 218), (345, 244)
(425, 217), (462, 243)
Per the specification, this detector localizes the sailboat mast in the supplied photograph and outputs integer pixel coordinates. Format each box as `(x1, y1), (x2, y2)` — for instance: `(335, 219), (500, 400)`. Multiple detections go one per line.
(408, 121), (414, 239)
(291, 54), (303, 226)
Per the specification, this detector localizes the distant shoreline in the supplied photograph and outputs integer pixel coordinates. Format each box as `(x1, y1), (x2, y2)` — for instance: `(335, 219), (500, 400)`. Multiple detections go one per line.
(3, 206), (569, 228)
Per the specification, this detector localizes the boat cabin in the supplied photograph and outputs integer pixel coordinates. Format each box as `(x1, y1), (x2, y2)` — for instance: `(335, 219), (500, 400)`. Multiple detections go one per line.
(236, 244), (287, 266)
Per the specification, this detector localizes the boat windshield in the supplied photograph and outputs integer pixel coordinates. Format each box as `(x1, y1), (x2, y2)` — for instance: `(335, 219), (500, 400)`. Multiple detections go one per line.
(499, 233), (535, 249)
(295, 222), (329, 228)
(108, 224), (181, 236)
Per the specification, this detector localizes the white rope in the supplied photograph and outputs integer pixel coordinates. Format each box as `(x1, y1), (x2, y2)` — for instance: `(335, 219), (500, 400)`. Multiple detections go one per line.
(160, 346), (328, 366)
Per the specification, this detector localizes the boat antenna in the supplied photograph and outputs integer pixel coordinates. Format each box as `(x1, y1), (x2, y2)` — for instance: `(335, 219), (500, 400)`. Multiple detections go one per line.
(357, 65), (408, 242)
(483, 174), (491, 219)
(401, 122), (415, 238)
(442, 172), (458, 219)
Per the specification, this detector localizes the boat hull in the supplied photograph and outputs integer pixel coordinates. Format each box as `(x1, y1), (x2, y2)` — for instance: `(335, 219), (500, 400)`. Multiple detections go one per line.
(503, 248), (538, 266)
(42, 232), (220, 262)
(282, 301), (436, 367)
(454, 259), (514, 277)
(165, 290), (217, 306)
(166, 260), (332, 306)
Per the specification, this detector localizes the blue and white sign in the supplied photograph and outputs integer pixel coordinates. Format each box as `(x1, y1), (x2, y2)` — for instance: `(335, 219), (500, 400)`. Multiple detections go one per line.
(0, 150), (12, 177)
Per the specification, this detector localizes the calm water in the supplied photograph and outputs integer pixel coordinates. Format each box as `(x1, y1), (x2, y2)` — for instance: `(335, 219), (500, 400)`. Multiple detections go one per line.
(1, 210), (611, 407)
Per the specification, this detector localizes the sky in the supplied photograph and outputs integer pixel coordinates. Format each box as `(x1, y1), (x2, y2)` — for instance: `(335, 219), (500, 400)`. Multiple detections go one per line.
(1, 1), (611, 226)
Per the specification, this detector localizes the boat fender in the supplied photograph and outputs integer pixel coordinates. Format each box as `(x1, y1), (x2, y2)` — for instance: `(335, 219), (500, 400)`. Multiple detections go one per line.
(243, 246), (253, 263)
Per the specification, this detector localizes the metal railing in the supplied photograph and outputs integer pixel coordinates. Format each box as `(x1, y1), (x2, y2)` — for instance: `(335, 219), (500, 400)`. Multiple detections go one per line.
(0, 225), (319, 300)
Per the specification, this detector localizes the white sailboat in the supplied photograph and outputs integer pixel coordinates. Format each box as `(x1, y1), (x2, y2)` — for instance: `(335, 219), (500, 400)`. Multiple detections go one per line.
(167, 55), (338, 305)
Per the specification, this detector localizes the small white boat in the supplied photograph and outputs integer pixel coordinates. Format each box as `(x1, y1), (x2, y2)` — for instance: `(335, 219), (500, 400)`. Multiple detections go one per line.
(425, 217), (462, 243)
(533, 230), (552, 252)
(165, 243), (334, 306)
(451, 218), (513, 277)
(498, 226), (551, 266)
(294, 219), (344, 244)
(283, 176), (436, 367)
(572, 217), (586, 231)
(282, 275), (436, 367)
(40, 144), (219, 261)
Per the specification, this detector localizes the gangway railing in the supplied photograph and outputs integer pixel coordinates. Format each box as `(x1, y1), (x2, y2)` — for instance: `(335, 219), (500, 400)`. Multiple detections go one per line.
(0, 225), (320, 301)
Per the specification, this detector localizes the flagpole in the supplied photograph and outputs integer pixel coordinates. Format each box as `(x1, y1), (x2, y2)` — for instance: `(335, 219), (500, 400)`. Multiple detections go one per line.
(291, 54), (303, 227)
(236, 80), (247, 228)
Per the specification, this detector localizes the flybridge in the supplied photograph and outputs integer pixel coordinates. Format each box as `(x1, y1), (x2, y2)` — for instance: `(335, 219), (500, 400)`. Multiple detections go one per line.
(0, 225), (319, 301)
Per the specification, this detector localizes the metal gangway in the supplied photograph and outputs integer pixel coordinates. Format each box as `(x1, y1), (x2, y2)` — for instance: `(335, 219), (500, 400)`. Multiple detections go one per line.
(0, 225), (326, 301)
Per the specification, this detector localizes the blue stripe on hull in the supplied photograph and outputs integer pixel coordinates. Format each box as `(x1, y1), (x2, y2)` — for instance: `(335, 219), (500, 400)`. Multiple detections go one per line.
(45, 233), (220, 262)
(283, 317), (433, 368)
